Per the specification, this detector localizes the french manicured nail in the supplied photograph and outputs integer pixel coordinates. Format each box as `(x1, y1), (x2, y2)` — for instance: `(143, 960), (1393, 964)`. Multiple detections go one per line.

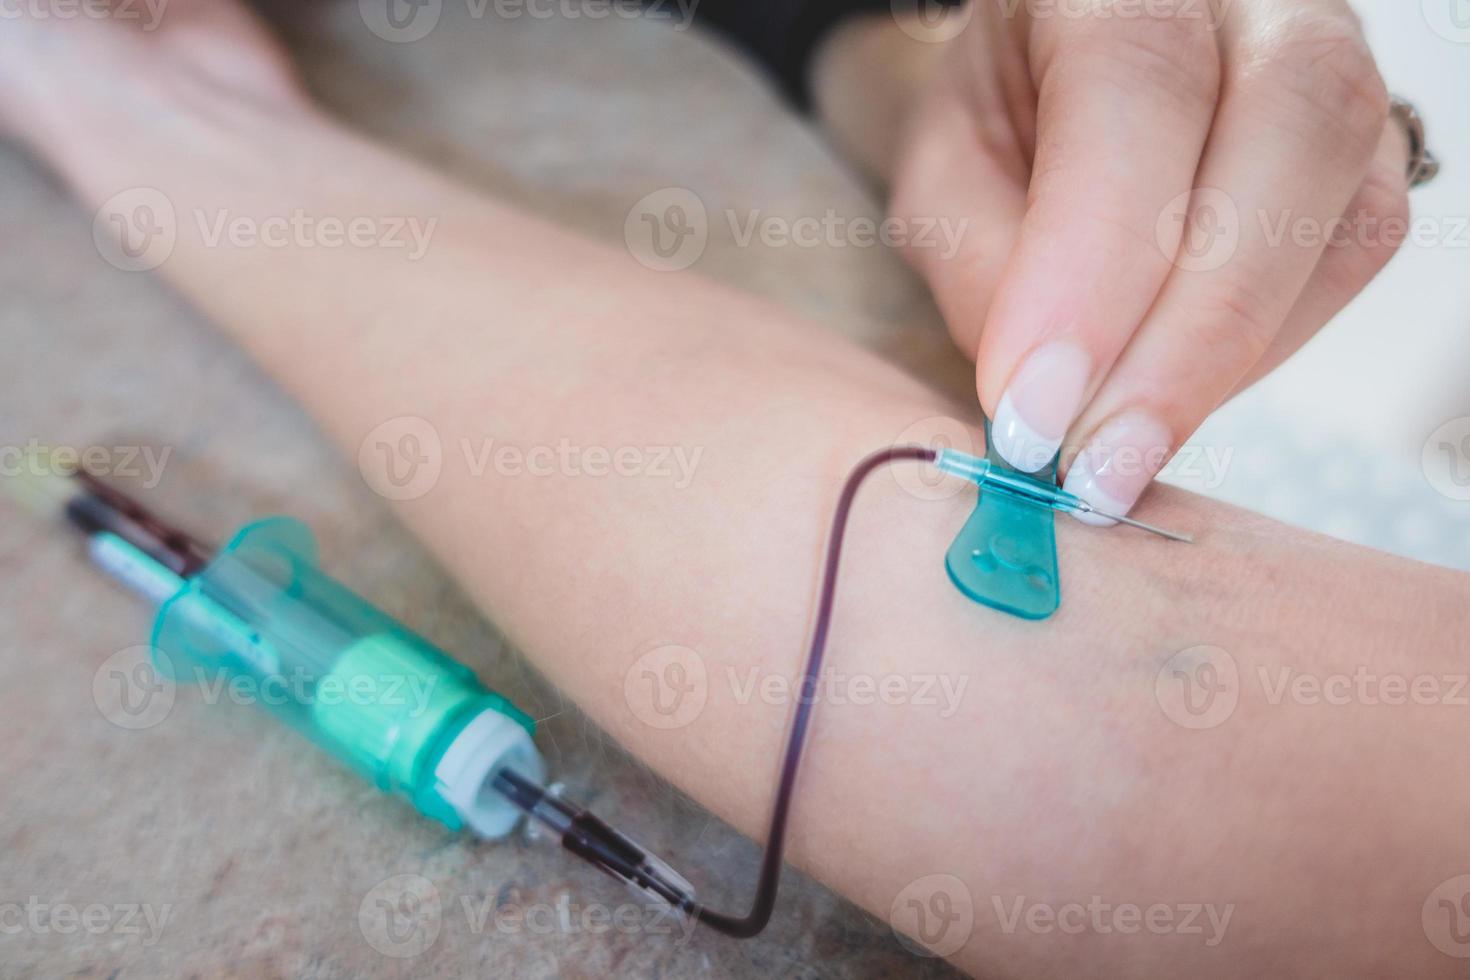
(1062, 411), (1173, 526)
(990, 341), (1092, 472)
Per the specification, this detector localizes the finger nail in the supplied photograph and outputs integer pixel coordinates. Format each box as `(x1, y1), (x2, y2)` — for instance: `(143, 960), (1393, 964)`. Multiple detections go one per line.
(1062, 411), (1173, 526)
(989, 341), (1092, 472)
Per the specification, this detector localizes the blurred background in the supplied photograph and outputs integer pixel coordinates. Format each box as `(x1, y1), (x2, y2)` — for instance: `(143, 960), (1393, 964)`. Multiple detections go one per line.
(1168, 0), (1470, 571)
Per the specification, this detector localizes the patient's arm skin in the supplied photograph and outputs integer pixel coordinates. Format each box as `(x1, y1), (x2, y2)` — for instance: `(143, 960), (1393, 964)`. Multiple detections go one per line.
(10, 22), (1470, 980)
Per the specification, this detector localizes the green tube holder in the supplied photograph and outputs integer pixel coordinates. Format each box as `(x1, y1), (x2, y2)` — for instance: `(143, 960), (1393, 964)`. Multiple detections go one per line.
(149, 517), (543, 837)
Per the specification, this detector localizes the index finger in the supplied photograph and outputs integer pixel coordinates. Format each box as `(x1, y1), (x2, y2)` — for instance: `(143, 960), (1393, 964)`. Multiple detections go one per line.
(978, 5), (1221, 472)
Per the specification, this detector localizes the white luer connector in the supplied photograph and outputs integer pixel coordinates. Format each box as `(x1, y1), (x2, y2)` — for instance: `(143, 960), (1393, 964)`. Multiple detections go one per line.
(433, 708), (546, 838)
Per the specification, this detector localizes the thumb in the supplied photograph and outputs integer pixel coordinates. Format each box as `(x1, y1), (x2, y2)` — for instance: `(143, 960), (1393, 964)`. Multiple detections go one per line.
(889, 85), (1027, 360)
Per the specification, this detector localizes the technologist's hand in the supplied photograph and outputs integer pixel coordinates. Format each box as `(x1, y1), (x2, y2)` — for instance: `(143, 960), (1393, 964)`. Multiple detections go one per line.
(882, 0), (1411, 519)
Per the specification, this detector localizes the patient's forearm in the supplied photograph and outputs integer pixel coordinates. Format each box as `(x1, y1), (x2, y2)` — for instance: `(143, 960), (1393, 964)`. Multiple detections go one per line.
(43, 91), (1470, 978)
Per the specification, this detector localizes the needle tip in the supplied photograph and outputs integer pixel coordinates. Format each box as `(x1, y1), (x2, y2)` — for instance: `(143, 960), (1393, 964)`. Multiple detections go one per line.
(1076, 503), (1193, 543)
